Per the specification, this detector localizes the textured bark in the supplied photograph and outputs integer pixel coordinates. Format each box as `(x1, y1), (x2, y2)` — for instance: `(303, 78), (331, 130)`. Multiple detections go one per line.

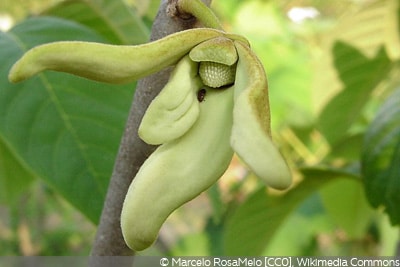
(89, 0), (212, 260)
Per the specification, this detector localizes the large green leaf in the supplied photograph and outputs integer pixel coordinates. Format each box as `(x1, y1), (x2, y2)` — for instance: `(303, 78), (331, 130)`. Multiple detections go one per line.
(223, 167), (358, 255)
(44, 0), (150, 45)
(0, 137), (37, 204)
(263, 194), (332, 255)
(330, 0), (400, 60)
(326, 133), (364, 162)
(312, 0), (399, 121)
(362, 88), (400, 225)
(317, 43), (391, 145)
(320, 178), (374, 238)
(0, 17), (135, 223)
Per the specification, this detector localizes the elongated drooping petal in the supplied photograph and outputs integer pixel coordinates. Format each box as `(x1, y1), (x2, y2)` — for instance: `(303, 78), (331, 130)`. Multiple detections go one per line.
(138, 56), (201, 145)
(8, 28), (225, 84)
(231, 41), (292, 190)
(121, 87), (234, 251)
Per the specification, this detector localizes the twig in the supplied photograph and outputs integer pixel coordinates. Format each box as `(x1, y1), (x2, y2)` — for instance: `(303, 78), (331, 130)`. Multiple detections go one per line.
(89, 0), (212, 262)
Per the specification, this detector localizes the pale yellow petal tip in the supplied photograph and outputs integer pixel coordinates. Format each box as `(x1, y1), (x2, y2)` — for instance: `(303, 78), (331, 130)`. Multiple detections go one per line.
(121, 210), (157, 251)
(8, 61), (34, 83)
(8, 70), (19, 84)
(123, 235), (155, 251)
(265, 170), (292, 190)
(246, 154), (292, 190)
(265, 157), (293, 190)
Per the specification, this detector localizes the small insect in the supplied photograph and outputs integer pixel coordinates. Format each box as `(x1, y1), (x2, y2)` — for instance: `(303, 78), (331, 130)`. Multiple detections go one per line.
(197, 89), (206, 102)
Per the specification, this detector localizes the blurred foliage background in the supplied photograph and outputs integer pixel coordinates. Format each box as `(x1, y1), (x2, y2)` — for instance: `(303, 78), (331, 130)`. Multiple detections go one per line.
(0, 0), (399, 256)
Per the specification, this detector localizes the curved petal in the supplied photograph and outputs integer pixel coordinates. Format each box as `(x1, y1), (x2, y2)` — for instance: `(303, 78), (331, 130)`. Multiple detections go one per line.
(138, 56), (202, 145)
(121, 87), (234, 251)
(230, 41), (292, 190)
(9, 28), (225, 84)
(189, 37), (238, 66)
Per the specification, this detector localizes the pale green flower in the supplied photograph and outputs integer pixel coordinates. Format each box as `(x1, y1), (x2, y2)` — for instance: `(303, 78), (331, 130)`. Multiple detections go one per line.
(9, 0), (292, 251)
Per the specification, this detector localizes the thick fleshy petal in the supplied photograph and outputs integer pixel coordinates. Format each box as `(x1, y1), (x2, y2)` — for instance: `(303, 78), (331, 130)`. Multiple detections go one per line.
(189, 37), (238, 66)
(138, 56), (202, 145)
(121, 87), (234, 251)
(230, 41), (292, 190)
(9, 28), (225, 84)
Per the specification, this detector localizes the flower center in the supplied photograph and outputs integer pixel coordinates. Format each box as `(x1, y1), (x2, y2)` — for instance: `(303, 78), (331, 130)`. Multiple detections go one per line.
(199, 61), (236, 88)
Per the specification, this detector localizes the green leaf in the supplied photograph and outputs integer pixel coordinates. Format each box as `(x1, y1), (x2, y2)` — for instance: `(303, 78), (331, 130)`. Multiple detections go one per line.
(170, 232), (210, 256)
(312, 0), (400, 124)
(329, 0), (400, 60)
(207, 184), (225, 225)
(318, 42), (391, 145)
(0, 17), (134, 223)
(205, 218), (225, 256)
(362, 88), (400, 225)
(264, 194), (332, 255)
(223, 166), (358, 255)
(43, 0), (150, 45)
(0, 137), (36, 204)
(320, 178), (374, 238)
(326, 133), (364, 162)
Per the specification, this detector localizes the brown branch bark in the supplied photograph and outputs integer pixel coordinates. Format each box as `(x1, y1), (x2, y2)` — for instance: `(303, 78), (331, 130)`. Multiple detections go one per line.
(89, 0), (212, 261)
